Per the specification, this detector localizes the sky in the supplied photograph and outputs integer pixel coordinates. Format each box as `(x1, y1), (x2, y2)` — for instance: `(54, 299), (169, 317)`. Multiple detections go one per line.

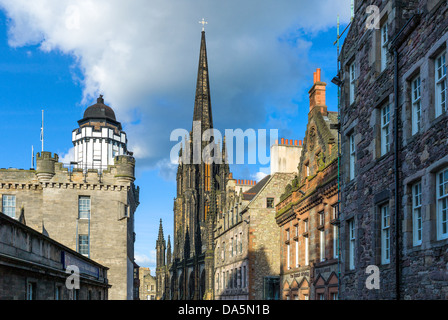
(0, 0), (351, 275)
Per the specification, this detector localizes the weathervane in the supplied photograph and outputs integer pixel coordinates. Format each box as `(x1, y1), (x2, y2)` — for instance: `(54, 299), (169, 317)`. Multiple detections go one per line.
(199, 18), (208, 31)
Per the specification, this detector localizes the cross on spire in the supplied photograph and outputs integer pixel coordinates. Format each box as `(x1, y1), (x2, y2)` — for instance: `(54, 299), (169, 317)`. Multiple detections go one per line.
(199, 18), (208, 31)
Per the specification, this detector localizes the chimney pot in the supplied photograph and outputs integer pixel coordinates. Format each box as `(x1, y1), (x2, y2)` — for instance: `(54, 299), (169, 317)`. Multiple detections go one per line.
(294, 140), (298, 146)
(299, 140), (303, 146)
(281, 138), (285, 145)
(290, 140), (293, 145)
(316, 68), (321, 82)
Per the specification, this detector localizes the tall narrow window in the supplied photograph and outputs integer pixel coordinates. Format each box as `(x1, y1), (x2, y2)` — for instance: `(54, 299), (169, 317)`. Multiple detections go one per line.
(304, 236), (309, 266)
(320, 230), (325, 262)
(243, 266), (247, 288)
(349, 133), (356, 180)
(2, 195), (16, 218)
(349, 219), (355, 270)
(381, 104), (391, 156)
(78, 196), (90, 219)
(230, 237), (234, 257)
(78, 235), (89, 257)
(411, 75), (422, 135)
(437, 168), (448, 240)
(222, 242), (225, 261)
(319, 211), (325, 226)
(333, 225), (339, 259)
(239, 232), (243, 254)
(413, 182), (423, 246)
(349, 62), (356, 104)
(295, 237), (299, 268)
(381, 205), (391, 264)
(435, 51), (447, 117)
(381, 22), (388, 72)
(27, 282), (36, 300)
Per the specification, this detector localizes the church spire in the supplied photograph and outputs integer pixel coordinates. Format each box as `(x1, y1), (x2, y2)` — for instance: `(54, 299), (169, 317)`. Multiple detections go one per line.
(192, 31), (213, 132)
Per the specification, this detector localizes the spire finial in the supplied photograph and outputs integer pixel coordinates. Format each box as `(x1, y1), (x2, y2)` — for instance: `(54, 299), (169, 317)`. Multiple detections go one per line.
(199, 18), (208, 31)
(97, 94), (104, 104)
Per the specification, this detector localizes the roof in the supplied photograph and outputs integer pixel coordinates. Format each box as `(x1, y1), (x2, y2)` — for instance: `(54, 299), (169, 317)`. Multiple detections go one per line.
(242, 174), (271, 201)
(82, 95), (117, 122)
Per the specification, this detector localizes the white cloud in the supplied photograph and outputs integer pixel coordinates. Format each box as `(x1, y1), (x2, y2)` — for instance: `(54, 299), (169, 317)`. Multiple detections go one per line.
(0, 0), (351, 173)
(134, 251), (156, 268)
(58, 146), (75, 164)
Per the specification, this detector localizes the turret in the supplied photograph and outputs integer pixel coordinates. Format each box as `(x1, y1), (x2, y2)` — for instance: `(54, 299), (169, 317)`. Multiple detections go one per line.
(36, 152), (58, 182)
(114, 155), (136, 183)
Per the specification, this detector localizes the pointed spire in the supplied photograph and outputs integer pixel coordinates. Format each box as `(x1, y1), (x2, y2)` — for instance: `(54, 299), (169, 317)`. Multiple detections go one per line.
(192, 31), (213, 132)
(157, 219), (164, 242)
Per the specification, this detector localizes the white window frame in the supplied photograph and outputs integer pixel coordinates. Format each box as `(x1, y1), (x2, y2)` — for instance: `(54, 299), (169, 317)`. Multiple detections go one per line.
(381, 22), (388, 72)
(435, 51), (447, 118)
(349, 133), (356, 180)
(2, 195), (16, 218)
(412, 182), (423, 246)
(295, 237), (299, 268)
(349, 62), (356, 105)
(320, 230), (325, 262)
(304, 236), (309, 266)
(381, 204), (391, 264)
(78, 234), (89, 257)
(287, 242), (291, 270)
(78, 196), (90, 219)
(381, 104), (391, 156)
(411, 75), (422, 135)
(437, 168), (448, 240)
(333, 225), (339, 259)
(349, 219), (355, 270)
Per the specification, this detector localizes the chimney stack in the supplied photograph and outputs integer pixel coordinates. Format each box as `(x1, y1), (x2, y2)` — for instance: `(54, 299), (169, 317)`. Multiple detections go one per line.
(309, 68), (327, 114)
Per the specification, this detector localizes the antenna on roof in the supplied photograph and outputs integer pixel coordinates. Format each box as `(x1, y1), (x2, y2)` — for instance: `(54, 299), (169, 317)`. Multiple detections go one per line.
(40, 110), (44, 152)
(31, 145), (34, 169)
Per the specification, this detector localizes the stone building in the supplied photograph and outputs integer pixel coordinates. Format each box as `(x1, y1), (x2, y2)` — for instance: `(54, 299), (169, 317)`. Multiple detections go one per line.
(0, 212), (109, 300)
(157, 30), (230, 300)
(214, 139), (302, 300)
(338, 0), (448, 299)
(0, 98), (140, 300)
(139, 267), (157, 300)
(276, 69), (339, 300)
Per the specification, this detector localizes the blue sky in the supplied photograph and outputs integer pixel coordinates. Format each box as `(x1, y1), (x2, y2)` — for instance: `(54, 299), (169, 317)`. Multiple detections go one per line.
(0, 0), (350, 274)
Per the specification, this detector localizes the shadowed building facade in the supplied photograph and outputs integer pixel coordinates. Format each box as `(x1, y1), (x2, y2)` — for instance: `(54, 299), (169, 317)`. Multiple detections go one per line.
(157, 30), (229, 300)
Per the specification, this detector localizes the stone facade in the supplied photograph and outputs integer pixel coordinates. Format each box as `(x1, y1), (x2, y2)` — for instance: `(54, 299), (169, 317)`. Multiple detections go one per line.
(0, 152), (139, 300)
(139, 267), (157, 300)
(214, 172), (295, 300)
(339, 0), (448, 300)
(276, 68), (339, 300)
(0, 212), (109, 300)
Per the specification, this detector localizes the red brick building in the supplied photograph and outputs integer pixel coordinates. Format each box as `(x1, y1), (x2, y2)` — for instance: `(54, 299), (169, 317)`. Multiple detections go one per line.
(276, 69), (339, 300)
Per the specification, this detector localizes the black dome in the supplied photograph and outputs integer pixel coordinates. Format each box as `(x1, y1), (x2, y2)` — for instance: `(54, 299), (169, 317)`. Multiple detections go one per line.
(83, 95), (116, 121)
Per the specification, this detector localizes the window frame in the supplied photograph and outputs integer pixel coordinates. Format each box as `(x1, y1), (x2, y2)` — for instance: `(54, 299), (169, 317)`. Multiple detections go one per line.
(78, 196), (91, 220)
(349, 219), (355, 270)
(349, 133), (356, 180)
(411, 75), (422, 135)
(435, 51), (447, 118)
(381, 104), (391, 156)
(349, 61), (356, 105)
(412, 182), (423, 246)
(437, 168), (448, 240)
(2, 194), (16, 218)
(381, 204), (391, 264)
(380, 22), (389, 72)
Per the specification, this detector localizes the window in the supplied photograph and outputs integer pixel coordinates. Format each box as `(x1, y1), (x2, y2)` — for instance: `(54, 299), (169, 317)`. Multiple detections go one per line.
(222, 272), (225, 289)
(411, 75), (422, 135)
(286, 229), (291, 269)
(319, 211), (325, 226)
(349, 219), (355, 270)
(266, 198), (274, 208)
(222, 242), (226, 260)
(55, 286), (61, 300)
(78, 235), (89, 257)
(381, 22), (388, 72)
(304, 236), (309, 266)
(435, 51), (447, 117)
(88, 290), (92, 300)
(333, 225), (339, 259)
(437, 168), (448, 240)
(381, 104), (391, 156)
(381, 205), (391, 264)
(286, 228), (290, 241)
(295, 224), (299, 237)
(349, 133), (356, 180)
(305, 164), (310, 177)
(349, 62), (356, 104)
(231, 237), (234, 257)
(27, 282), (36, 300)
(74, 289), (79, 300)
(2, 195), (16, 218)
(239, 232), (243, 254)
(318, 293), (325, 300)
(304, 219), (309, 232)
(295, 236), (299, 268)
(243, 266), (247, 288)
(331, 292), (339, 300)
(412, 182), (423, 246)
(332, 205), (338, 220)
(238, 268), (242, 288)
(320, 230), (325, 262)
(78, 196), (90, 219)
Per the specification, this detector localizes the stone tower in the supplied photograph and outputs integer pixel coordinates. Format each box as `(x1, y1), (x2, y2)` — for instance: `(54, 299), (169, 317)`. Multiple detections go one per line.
(164, 30), (229, 300)
(156, 219), (166, 300)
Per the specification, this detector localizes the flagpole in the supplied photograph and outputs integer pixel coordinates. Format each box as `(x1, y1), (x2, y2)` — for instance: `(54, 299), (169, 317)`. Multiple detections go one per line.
(31, 145), (34, 169)
(41, 110), (44, 152)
